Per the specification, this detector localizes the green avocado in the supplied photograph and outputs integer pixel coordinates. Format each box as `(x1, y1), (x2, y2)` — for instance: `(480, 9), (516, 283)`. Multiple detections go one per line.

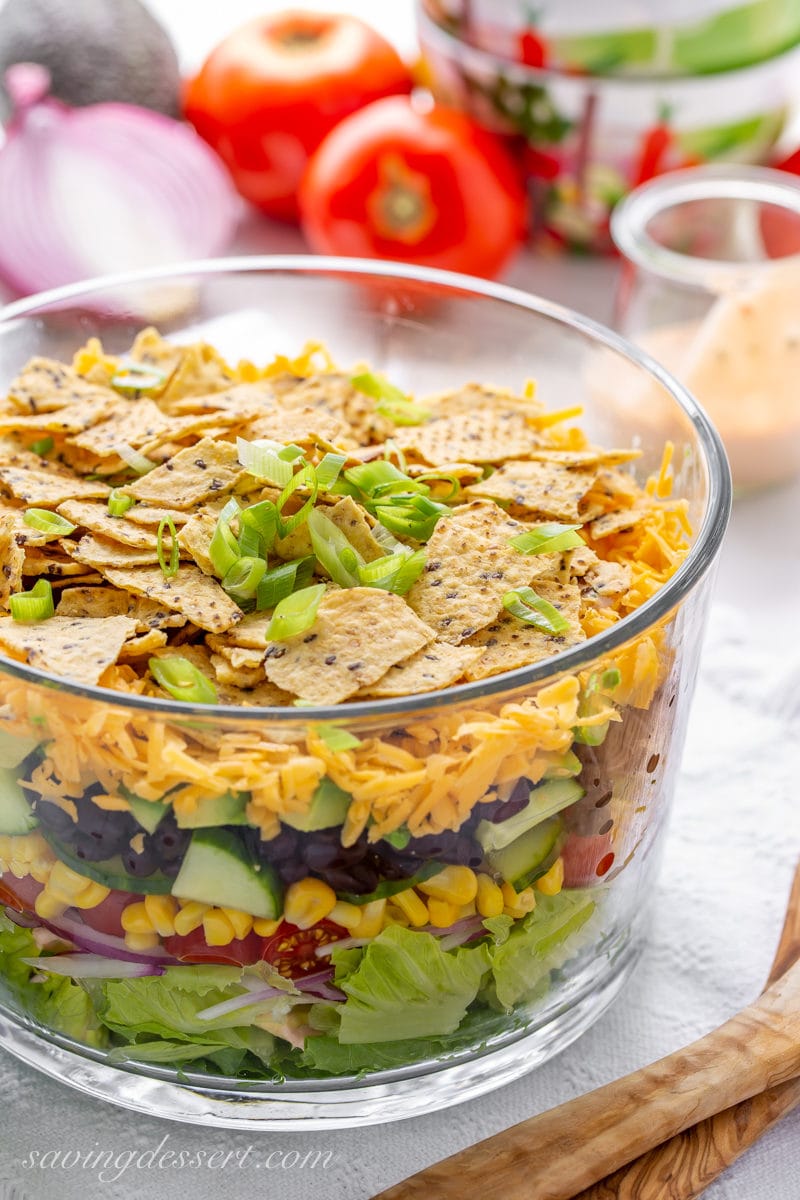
(0, 0), (181, 120)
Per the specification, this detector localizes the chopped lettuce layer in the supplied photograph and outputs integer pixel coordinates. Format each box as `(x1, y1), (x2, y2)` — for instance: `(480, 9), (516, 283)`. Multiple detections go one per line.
(0, 889), (596, 1077)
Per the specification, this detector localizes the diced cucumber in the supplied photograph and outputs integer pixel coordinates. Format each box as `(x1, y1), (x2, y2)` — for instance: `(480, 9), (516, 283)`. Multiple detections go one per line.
(476, 780), (582, 854)
(573, 721), (609, 747)
(0, 766), (38, 834)
(38, 830), (174, 894)
(171, 829), (281, 919)
(0, 729), (39, 770)
(487, 817), (563, 890)
(174, 790), (249, 829)
(282, 778), (350, 832)
(127, 795), (169, 834)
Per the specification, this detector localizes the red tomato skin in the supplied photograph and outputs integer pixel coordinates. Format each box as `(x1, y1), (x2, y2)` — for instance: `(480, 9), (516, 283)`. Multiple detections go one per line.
(299, 96), (527, 278)
(184, 11), (411, 221)
(261, 919), (347, 978)
(73, 889), (138, 938)
(164, 928), (265, 966)
(561, 834), (615, 888)
(0, 871), (43, 913)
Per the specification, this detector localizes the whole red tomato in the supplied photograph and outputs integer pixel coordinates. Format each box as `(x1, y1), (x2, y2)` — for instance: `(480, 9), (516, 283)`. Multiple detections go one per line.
(299, 96), (526, 278)
(184, 11), (411, 221)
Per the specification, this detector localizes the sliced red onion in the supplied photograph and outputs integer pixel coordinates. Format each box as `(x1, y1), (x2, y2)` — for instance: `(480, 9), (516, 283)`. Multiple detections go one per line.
(21, 953), (162, 979)
(39, 912), (178, 966)
(293, 968), (345, 1001)
(419, 915), (486, 941)
(314, 937), (371, 958)
(0, 64), (240, 300)
(3, 905), (38, 928)
(196, 986), (288, 1022)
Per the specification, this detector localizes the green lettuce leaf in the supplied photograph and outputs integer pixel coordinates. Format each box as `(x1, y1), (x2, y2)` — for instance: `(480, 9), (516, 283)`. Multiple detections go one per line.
(487, 891), (596, 1010)
(0, 914), (105, 1046)
(334, 924), (491, 1045)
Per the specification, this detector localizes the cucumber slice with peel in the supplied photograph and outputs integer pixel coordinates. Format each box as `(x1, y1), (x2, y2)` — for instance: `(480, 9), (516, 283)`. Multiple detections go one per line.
(487, 817), (564, 891)
(0, 767), (38, 835)
(476, 779), (582, 854)
(171, 829), (281, 919)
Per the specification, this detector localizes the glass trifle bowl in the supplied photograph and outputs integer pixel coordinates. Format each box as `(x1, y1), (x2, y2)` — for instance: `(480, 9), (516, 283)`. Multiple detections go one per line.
(0, 258), (730, 1129)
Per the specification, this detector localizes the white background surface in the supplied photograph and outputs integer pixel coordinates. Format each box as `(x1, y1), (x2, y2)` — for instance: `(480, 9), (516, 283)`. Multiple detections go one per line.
(1, 2), (799, 1197)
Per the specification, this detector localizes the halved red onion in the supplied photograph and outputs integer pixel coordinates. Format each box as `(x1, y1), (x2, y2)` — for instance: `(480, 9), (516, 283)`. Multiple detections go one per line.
(39, 912), (178, 966)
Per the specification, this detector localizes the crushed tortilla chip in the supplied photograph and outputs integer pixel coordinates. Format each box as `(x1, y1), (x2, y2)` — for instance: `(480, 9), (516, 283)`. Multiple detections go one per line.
(121, 438), (243, 508)
(56, 501), (159, 549)
(464, 460), (597, 521)
(0, 466), (110, 505)
(264, 588), (435, 704)
(464, 581), (584, 680)
(359, 641), (480, 698)
(0, 516), (25, 605)
(98, 564), (243, 633)
(0, 614), (138, 685)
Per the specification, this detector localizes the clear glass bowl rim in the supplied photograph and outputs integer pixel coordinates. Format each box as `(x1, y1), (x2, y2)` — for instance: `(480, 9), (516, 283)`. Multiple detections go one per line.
(611, 163), (800, 289)
(416, 0), (800, 87)
(0, 254), (731, 722)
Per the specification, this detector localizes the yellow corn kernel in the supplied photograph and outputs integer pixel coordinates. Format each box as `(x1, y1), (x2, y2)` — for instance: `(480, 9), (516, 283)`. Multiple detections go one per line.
(504, 887), (537, 919)
(418, 866), (478, 906)
(29, 861), (54, 885)
(120, 901), (153, 935)
(458, 901), (477, 920)
(328, 900), (363, 932)
(70, 880), (111, 910)
(501, 881), (519, 908)
(0, 835), (11, 860)
(536, 857), (564, 897)
(173, 901), (209, 936)
(253, 917), (281, 937)
(426, 898), (461, 928)
(476, 875), (505, 918)
(47, 860), (93, 902)
(391, 888), (429, 927)
(34, 890), (67, 920)
(354, 898), (386, 938)
(384, 905), (411, 927)
(283, 877), (337, 931)
(124, 931), (159, 951)
(203, 909), (235, 946)
(222, 907), (253, 941)
(144, 893), (179, 937)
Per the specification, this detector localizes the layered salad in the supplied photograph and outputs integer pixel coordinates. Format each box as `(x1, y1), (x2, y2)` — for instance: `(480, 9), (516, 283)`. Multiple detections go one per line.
(0, 331), (689, 1078)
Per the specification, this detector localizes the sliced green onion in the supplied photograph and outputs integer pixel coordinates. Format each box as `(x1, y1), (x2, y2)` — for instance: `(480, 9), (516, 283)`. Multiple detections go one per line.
(156, 516), (179, 579)
(266, 583), (326, 641)
(502, 587), (571, 635)
(350, 372), (431, 426)
(357, 549), (426, 595)
(383, 439), (406, 473)
(383, 828), (411, 850)
(149, 656), (217, 704)
(315, 452), (347, 492)
(22, 508), (76, 539)
(111, 363), (166, 395)
(315, 724), (362, 752)
(372, 522), (407, 555)
(223, 555), (267, 603)
(510, 523), (585, 555)
(256, 556), (315, 610)
(10, 578), (53, 623)
(30, 437), (53, 457)
(209, 516), (240, 578)
(307, 507), (363, 588)
(601, 668), (621, 690)
(237, 522), (261, 558)
(238, 499), (278, 557)
(115, 442), (157, 475)
(219, 496), (240, 525)
(238, 437), (300, 486)
(344, 460), (417, 499)
(413, 472), (461, 502)
(373, 493), (451, 541)
(276, 463), (318, 538)
(108, 489), (135, 518)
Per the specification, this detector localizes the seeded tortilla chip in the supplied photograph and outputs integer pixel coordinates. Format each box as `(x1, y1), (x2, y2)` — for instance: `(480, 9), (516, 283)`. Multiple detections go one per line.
(0, 466), (110, 505)
(406, 460), (484, 489)
(69, 534), (163, 569)
(406, 508), (550, 644)
(56, 501), (159, 549)
(264, 588), (434, 704)
(243, 405), (352, 449)
(0, 504), (52, 548)
(0, 614), (138, 685)
(359, 641), (480, 698)
(210, 653), (266, 690)
(588, 508), (643, 539)
(55, 586), (185, 632)
(6, 358), (119, 415)
(168, 381), (278, 418)
(99, 564), (243, 634)
(0, 393), (119, 436)
(393, 408), (540, 467)
(123, 505), (191, 528)
(528, 447), (641, 468)
(68, 399), (170, 459)
(117, 628), (168, 659)
(276, 373), (394, 445)
(325, 496), (385, 562)
(130, 328), (234, 401)
(464, 581), (584, 680)
(121, 438), (243, 508)
(423, 383), (542, 419)
(215, 611), (273, 649)
(206, 637), (266, 671)
(22, 547), (93, 577)
(564, 546), (631, 598)
(177, 509), (218, 575)
(0, 516), (25, 606)
(464, 461), (597, 522)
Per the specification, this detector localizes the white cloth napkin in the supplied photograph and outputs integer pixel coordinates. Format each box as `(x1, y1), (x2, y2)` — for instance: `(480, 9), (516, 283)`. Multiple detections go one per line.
(1, 599), (798, 1200)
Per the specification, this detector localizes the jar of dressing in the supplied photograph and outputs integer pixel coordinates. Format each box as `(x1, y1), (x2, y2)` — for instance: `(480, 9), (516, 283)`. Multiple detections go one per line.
(610, 164), (800, 492)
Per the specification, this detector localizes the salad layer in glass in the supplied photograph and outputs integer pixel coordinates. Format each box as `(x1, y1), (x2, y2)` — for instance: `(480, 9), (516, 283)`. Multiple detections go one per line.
(0, 327), (691, 1080)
